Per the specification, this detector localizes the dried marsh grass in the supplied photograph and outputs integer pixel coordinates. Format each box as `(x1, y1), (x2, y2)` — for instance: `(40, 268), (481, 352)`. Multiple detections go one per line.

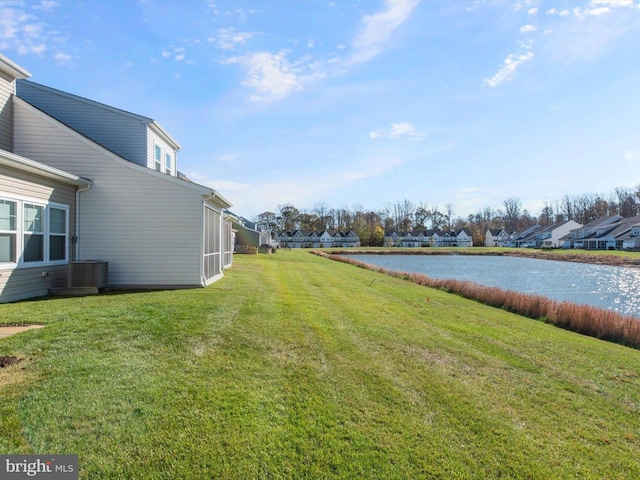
(314, 251), (640, 349)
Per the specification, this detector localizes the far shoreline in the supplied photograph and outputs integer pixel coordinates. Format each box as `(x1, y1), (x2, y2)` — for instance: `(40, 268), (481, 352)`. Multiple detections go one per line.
(319, 248), (640, 268)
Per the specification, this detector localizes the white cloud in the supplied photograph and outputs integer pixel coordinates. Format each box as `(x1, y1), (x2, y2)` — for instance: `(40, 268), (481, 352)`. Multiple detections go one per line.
(369, 122), (427, 141)
(54, 52), (71, 63)
(624, 150), (640, 166)
(224, 50), (302, 102)
(348, 0), (419, 65)
(591, 0), (634, 7)
(483, 50), (534, 88)
(33, 1), (58, 12)
(214, 27), (256, 50)
(528, 7), (539, 15)
(0, 5), (50, 55)
(520, 24), (538, 33)
(216, 153), (240, 164)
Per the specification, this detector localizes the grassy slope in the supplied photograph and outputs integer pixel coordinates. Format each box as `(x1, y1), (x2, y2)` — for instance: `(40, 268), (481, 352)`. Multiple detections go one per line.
(1, 250), (639, 479)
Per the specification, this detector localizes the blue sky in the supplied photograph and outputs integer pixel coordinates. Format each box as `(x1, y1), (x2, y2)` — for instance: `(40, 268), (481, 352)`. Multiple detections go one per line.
(2, 0), (639, 219)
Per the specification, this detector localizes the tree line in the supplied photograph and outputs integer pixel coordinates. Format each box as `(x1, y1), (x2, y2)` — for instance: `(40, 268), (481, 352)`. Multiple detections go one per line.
(253, 184), (640, 247)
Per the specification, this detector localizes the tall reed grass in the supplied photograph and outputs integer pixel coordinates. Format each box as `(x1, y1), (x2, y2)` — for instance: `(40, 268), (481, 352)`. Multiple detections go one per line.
(314, 251), (640, 349)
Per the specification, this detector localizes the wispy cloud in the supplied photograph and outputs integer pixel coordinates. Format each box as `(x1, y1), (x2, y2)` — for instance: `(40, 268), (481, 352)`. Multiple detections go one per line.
(369, 122), (427, 141)
(0, 1), (72, 61)
(483, 50), (534, 88)
(223, 49), (325, 102)
(347, 0), (419, 65)
(213, 27), (257, 51)
(224, 50), (302, 102)
(624, 150), (640, 166)
(0, 4), (47, 54)
(520, 24), (538, 33)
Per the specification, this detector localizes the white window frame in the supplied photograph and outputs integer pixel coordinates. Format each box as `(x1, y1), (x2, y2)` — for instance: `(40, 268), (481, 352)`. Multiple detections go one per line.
(0, 198), (17, 264)
(0, 194), (70, 269)
(154, 144), (162, 172)
(165, 152), (172, 174)
(153, 142), (174, 175)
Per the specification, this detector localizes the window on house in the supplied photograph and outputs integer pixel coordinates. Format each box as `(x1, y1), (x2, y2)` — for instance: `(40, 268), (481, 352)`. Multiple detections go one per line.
(23, 203), (44, 262)
(0, 197), (69, 265)
(154, 144), (162, 171)
(0, 199), (17, 263)
(49, 207), (67, 261)
(165, 153), (172, 174)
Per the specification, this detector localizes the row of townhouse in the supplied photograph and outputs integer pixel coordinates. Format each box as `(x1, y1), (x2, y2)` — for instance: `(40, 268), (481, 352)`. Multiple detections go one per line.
(565, 215), (640, 250)
(486, 221), (582, 248)
(0, 54), (234, 303)
(276, 230), (360, 248)
(485, 215), (640, 250)
(384, 229), (473, 248)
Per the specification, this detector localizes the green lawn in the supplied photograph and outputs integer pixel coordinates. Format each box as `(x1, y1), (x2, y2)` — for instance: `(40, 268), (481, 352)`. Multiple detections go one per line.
(1, 250), (639, 479)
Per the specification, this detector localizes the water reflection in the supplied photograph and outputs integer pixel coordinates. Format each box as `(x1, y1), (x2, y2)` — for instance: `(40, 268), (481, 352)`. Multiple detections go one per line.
(350, 255), (640, 318)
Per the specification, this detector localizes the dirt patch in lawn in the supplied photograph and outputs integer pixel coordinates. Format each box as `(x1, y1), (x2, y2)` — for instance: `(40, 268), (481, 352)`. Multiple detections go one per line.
(0, 356), (23, 368)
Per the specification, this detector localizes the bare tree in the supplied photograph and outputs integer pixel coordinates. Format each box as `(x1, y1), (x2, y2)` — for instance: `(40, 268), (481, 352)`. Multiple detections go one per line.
(444, 202), (456, 232)
(503, 197), (521, 232)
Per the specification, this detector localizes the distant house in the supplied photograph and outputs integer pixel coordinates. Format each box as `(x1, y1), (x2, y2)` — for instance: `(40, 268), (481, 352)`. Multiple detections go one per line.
(536, 220), (582, 248)
(590, 215), (640, 250)
(230, 213), (275, 253)
(621, 221), (640, 250)
(435, 229), (472, 247)
(485, 228), (509, 247)
(571, 215), (623, 250)
(385, 229), (437, 247)
(504, 225), (541, 248)
(1, 54), (233, 303)
(276, 230), (360, 248)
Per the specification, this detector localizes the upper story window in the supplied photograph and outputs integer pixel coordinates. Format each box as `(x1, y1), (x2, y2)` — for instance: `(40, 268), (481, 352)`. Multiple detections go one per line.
(0, 196), (69, 266)
(154, 145), (162, 172)
(633, 227), (640, 236)
(154, 143), (174, 175)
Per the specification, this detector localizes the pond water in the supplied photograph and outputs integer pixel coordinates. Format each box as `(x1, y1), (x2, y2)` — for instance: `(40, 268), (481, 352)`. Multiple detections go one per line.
(349, 254), (640, 318)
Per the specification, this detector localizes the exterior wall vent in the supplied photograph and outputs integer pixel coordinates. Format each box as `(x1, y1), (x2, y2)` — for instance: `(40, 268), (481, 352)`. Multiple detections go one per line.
(70, 261), (108, 288)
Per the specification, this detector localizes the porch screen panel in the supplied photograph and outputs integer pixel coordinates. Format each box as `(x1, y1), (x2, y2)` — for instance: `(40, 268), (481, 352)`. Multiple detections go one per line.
(204, 206), (221, 280)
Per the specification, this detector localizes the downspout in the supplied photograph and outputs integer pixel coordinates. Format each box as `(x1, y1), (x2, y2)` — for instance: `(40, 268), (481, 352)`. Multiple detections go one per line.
(74, 182), (93, 261)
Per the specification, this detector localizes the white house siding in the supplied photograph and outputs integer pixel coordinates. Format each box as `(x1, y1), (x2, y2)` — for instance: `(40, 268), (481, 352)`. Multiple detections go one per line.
(13, 98), (207, 288)
(16, 80), (149, 167)
(0, 164), (77, 303)
(0, 70), (14, 151)
(147, 127), (177, 176)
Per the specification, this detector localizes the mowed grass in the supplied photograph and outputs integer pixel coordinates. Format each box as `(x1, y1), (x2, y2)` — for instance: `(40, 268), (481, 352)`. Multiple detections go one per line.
(1, 250), (640, 479)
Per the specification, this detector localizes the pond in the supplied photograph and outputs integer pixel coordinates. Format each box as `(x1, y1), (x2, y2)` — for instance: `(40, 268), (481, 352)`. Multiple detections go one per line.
(349, 254), (640, 318)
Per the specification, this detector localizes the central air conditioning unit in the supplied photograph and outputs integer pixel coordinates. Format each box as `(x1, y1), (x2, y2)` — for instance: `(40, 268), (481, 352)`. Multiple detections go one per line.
(69, 261), (108, 288)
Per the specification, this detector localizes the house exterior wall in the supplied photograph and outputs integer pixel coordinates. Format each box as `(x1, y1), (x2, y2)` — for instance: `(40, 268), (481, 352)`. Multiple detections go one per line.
(0, 70), (14, 151)
(13, 98), (208, 288)
(16, 80), (149, 167)
(0, 164), (77, 303)
(147, 127), (177, 175)
(547, 221), (581, 247)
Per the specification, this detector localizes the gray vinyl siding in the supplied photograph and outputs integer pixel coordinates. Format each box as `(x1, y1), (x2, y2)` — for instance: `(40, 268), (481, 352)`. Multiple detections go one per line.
(0, 70), (14, 151)
(0, 265), (69, 303)
(0, 165), (77, 303)
(12, 99), (206, 287)
(16, 80), (149, 167)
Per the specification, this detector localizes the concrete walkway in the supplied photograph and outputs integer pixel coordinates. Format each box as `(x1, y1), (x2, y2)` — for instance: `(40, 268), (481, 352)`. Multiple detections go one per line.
(0, 325), (45, 338)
